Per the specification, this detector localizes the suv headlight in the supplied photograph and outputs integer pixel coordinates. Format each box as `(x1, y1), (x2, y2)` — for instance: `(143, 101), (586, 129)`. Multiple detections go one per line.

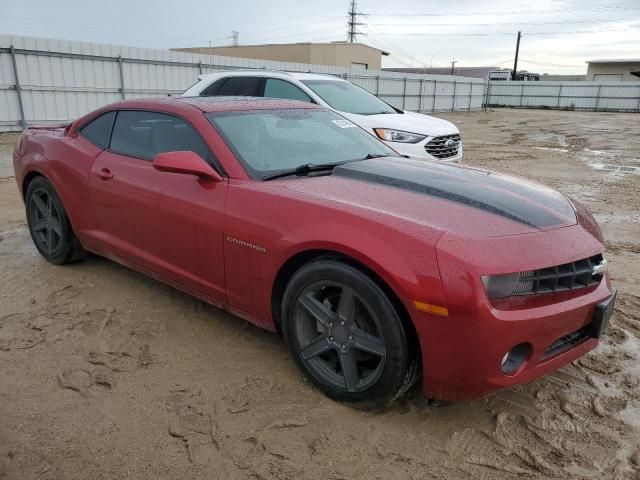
(482, 273), (520, 299)
(374, 128), (426, 144)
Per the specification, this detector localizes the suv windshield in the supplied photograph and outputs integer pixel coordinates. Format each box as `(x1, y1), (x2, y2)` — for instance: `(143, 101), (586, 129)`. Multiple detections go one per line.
(207, 109), (395, 179)
(302, 80), (396, 115)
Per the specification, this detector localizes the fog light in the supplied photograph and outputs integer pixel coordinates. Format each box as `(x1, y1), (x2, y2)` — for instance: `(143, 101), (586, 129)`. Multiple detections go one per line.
(501, 343), (532, 374)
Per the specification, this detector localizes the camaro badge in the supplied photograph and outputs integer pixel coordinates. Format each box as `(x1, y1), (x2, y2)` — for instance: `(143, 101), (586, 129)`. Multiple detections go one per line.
(226, 236), (266, 253)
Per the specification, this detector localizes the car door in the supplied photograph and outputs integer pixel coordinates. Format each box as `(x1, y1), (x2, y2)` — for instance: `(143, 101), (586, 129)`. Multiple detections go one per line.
(88, 110), (228, 303)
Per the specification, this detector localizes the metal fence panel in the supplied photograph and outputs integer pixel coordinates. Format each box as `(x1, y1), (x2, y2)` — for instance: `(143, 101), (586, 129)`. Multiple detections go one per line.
(0, 35), (486, 131)
(487, 80), (640, 112)
(2, 35), (637, 132)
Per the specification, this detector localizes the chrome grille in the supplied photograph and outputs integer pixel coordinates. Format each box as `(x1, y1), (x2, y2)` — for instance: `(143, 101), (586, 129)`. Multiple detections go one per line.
(424, 134), (461, 159)
(513, 254), (604, 296)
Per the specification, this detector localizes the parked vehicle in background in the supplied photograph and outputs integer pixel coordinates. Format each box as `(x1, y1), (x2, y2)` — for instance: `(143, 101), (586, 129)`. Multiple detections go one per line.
(489, 69), (540, 81)
(13, 97), (615, 406)
(182, 71), (463, 163)
(489, 69), (512, 81)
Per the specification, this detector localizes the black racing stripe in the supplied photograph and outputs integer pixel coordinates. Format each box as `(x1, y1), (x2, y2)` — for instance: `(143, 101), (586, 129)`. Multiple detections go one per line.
(334, 158), (575, 229)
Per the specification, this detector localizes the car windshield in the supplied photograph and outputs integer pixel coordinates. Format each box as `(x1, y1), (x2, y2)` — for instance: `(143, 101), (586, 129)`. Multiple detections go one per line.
(207, 109), (395, 179)
(302, 80), (396, 115)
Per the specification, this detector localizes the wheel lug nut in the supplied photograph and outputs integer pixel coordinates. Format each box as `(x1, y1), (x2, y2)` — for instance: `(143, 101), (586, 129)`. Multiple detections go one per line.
(341, 344), (345, 349)
(329, 322), (333, 327)
(348, 335), (353, 340)
(340, 321), (345, 326)
(329, 336), (334, 341)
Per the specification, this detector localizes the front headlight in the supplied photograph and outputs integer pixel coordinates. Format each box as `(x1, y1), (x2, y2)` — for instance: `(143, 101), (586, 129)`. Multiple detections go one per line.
(481, 273), (520, 299)
(374, 128), (426, 144)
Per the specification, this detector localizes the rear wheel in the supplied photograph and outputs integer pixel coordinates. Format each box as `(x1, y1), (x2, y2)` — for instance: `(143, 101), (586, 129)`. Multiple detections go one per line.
(281, 258), (419, 406)
(25, 176), (85, 264)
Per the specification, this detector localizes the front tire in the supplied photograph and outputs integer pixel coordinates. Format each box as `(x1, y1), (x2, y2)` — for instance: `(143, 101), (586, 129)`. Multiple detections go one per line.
(281, 258), (419, 406)
(25, 176), (85, 265)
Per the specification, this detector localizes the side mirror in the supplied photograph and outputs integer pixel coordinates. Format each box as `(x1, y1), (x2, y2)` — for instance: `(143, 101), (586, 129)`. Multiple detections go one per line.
(152, 151), (223, 182)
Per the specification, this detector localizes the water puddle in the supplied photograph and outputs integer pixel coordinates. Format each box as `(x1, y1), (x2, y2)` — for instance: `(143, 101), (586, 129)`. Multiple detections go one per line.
(594, 211), (640, 224)
(532, 146), (569, 154)
(588, 163), (640, 175)
(528, 132), (568, 147)
(580, 148), (640, 178)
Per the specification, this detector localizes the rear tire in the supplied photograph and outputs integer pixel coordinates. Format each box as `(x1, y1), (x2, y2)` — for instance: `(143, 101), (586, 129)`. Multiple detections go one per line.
(25, 176), (86, 265)
(281, 258), (420, 407)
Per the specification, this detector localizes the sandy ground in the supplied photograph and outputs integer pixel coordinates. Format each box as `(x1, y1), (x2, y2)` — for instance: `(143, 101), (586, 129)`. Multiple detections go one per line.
(0, 108), (639, 479)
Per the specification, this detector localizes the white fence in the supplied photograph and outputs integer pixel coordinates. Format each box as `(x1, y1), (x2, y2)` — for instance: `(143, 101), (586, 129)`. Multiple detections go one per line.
(486, 80), (640, 112)
(1, 35), (638, 132)
(0, 35), (486, 131)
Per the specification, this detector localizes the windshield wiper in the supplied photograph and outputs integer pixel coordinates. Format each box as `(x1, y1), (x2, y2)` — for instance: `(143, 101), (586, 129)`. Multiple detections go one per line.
(363, 153), (389, 160)
(262, 162), (345, 181)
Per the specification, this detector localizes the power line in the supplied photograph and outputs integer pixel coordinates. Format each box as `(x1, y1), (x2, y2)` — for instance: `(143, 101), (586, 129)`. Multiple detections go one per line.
(369, 19), (638, 27)
(364, 21), (427, 67)
(519, 58), (586, 68)
(250, 25), (345, 44)
(365, 6), (640, 17)
(371, 29), (636, 36)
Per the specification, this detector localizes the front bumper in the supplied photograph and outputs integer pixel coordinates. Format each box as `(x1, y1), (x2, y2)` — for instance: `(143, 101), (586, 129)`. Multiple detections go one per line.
(413, 223), (612, 401)
(382, 136), (463, 163)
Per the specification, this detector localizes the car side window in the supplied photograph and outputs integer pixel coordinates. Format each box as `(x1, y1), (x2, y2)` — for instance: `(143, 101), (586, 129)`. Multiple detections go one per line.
(216, 77), (262, 96)
(200, 78), (226, 96)
(109, 111), (212, 164)
(80, 111), (116, 149)
(263, 79), (312, 103)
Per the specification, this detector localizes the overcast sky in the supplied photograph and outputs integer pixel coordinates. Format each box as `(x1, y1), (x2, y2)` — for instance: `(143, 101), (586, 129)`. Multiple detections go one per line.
(1, 0), (638, 74)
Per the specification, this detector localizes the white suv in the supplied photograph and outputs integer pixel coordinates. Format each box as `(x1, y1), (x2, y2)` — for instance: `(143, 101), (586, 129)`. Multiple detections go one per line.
(182, 71), (462, 163)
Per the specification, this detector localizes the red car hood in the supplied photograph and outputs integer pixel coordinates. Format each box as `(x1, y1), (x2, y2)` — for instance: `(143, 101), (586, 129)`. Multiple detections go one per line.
(274, 157), (577, 238)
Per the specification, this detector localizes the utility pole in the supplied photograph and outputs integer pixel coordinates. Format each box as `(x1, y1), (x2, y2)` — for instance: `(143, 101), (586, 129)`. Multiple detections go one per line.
(450, 59), (458, 75)
(512, 31), (521, 80)
(228, 31), (239, 47)
(347, 0), (365, 43)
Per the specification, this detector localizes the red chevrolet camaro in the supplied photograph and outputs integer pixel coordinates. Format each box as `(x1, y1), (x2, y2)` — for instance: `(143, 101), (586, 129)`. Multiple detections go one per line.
(13, 97), (616, 405)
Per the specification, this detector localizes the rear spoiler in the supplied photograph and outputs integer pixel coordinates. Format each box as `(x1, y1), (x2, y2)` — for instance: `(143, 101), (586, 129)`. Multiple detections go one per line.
(27, 123), (71, 130)
(26, 123), (72, 135)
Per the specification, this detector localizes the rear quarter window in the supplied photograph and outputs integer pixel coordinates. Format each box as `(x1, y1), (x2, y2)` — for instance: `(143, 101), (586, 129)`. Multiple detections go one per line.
(80, 111), (116, 149)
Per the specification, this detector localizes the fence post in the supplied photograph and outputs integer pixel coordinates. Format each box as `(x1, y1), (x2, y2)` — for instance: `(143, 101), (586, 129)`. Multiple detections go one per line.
(484, 80), (491, 111)
(432, 80), (437, 112)
(9, 45), (27, 130)
(637, 85), (640, 112)
(451, 80), (457, 112)
(594, 84), (602, 111)
(468, 82), (473, 111)
(418, 79), (423, 113)
(198, 62), (203, 75)
(557, 84), (563, 108)
(402, 77), (407, 110)
(519, 83), (525, 107)
(375, 75), (380, 96)
(117, 56), (126, 100)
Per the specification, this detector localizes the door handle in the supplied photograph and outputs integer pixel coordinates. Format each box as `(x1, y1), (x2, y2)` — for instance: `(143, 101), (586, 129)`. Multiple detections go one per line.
(97, 168), (113, 180)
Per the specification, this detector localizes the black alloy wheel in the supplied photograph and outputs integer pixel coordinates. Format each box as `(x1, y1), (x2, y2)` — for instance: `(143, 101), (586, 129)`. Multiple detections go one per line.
(294, 281), (386, 393)
(25, 176), (85, 264)
(282, 258), (420, 406)
(28, 187), (62, 256)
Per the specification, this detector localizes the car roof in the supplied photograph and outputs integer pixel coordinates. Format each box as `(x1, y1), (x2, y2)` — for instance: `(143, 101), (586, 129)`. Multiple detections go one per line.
(175, 96), (323, 112)
(96, 96), (323, 114)
(196, 70), (346, 82)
